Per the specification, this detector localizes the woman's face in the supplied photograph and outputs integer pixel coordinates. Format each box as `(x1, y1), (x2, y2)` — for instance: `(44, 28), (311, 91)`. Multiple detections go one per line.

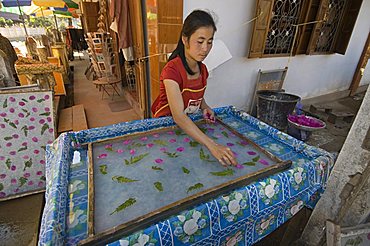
(183, 26), (214, 62)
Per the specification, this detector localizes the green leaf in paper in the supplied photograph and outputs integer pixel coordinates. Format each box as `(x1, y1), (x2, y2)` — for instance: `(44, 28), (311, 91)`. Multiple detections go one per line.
(19, 177), (27, 187)
(124, 159), (130, 165)
(200, 148), (216, 162)
(153, 139), (168, 146)
(18, 146), (28, 152)
(221, 131), (229, 138)
(182, 167), (190, 174)
(154, 182), (163, 192)
(40, 176), (46, 181)
(199, 127), (207, 134)
(0, 183), (3, 191)
(151, 166), (163, 171)
(3, 98), (7, 108)
(252, 156), (260, 162)
(187, 183), (204, 193)
(23, 158), (33, 171)
(175, 129), (185, 135)
(110, 198), (136, 215)
(99, 165), (108, 174)
(22, 98), (28, 103)
(210, 169), (234, 177)
(4, 136), (12, 141)
(41, 123), (49, 135)
(112, 175), (138, 183)
(164, 151), (179, 158)
(4, 118), (16, 128)
(21, 125), (28, 137)
(40, 112), (51, 117)
(189, 141), (200, 147)
(37, 98), (45, 103)
(5, 158), (11, 169)
(125, 153), (149, 165)
(242, 162), (256, 166)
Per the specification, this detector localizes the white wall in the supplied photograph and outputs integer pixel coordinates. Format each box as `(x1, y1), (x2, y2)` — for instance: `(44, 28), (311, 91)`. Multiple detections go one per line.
(360, 58), (370, 86)
(184, 0), (370, 110)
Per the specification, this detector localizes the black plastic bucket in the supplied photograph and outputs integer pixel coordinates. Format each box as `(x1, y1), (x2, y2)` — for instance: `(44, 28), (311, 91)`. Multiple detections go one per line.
(257, 91), (301, 130)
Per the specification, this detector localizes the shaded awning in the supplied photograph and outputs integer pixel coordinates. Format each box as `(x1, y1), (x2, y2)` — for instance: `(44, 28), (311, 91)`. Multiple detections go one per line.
(0, 10), (21, 21)
(1, 0), (32, 7)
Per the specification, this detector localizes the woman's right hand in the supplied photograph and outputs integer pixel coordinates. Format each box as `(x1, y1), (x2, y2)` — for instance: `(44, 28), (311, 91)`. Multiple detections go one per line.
(207, 142), (237, 167)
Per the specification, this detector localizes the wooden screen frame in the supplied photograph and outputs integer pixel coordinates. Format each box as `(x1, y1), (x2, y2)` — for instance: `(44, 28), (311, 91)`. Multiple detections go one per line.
(79, 118), (292, 245)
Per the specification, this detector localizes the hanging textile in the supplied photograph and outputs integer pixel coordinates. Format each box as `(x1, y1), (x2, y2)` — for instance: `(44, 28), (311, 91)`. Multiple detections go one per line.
(110, 0), (133, 50)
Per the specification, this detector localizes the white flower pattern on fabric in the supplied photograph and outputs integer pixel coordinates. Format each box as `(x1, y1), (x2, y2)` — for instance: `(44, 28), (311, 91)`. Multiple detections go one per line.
(289, 167), (307, 190)
(173, 209), (208, 244)
(256, 214), (275, 235)
(259, 178), (280, 205)
(219, 191), (249, 223)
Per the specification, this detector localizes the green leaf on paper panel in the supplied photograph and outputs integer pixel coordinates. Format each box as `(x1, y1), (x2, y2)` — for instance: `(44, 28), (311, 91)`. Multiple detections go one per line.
(21, 125), (28, 137)
(128, 142), (145, 150)
(243, 162), (256, 166)
(154, 181), (163, 192)
(200, 148), (216, 162)
(18, 146), (28, 152)
(40, 176), (46, 181)
(19, 177), (27, 187)
(211, 136), (219, 140)
(252, 156), (260, 162)
(99, 165), (108, 174)
(187, 183), (204, 193)
(5, 158), (11, 169)
(175, 129), (185, 135)
(40, 112), (51, 117)
(4, 118), (16, 129)
(199, 127), (207, 134)
(125, 153), (149, 165)
(210, 169), (234, 176)
(221, 131), (229, 138)
(22, 98), (28, 102)
(37, 98), (45, 103)
(41, 123), (49, 135)
(189, 141), (200, 147)
(23, 158), (33, 171)
(0, 183), (3, 191)
(182, 167), (190, 174)
(4, 136), (12, 141)
(164, 151), (179, 158)
(153, 139), (168, 146)
(22, 109), (30, 117)
(112, 175), (138, 183)
(3, 98), (8, 108)
(151, 166), (163, 171)
(110, 197), (136, 215)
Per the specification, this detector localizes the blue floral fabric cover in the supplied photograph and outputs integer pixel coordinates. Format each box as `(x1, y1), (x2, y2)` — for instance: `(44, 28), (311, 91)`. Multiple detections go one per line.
(38, 106), (335, 246)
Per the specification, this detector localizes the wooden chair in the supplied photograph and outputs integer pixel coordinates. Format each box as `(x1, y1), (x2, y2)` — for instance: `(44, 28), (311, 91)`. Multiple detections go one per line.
(249, 67), (288, 116)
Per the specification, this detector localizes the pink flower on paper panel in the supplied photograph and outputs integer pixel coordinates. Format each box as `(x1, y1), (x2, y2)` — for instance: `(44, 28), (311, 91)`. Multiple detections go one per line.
(183, 137), (190, 143)
(123, 139), (132, 145)
(155, 159), (164, 164)
(18, 113), (25, 118)
(105, 144), (113, 150)
(36, 171), (43, 176)
(146, 143), (154, 148)
(11, 165), (16, 171)
(28, 126), (35, 130)
(32, 107), (38, 113)
(129, 149), (136, 155)
(23, 155), (30, 160)
(47, 140), (53, 144)
(207, 127), (215, 132)
(9, 151), (16, 156)
(97, 153), (107, 159)
(169, 139), (176, 143)
(259, 159), (269, 166)
(34, 150), (40, 154)
(9, 108), (15, 113)
(152, 133), (160, 138)
(39, 119), (45, 124)
(240, 140), (249, 146)
(167, 131), (175, 135)
(247, 151), (256, 155)
(47, 117), (52, 122)
(19, 102), (25, 106)
(24, 173), (31, 178)
(226, 143), (234, 147)
(0, 156), (5, 161)
(0, 174), (6, 179)
(0, 123), (5, 128)
(29, 95), (36, 100)
(116, 149), (124, 154)
(30, 117), (35, 122)
(235, 164), (244, 169)
(38, 181), (44, 187)
(44, 107), (50, 112)
(176, 147), (185, 152)
(28, 181), (34, 186)
(44, 95), (50, 100)
(9, 96), (15, 102)
(0, 192), (5, 198)
(0, 112), (7, 117)
(48, 128), (54, 133)
(14, 120), (19, 125)
(160, 147), (167, 152)
(12, 134), (19, 139)
(40, 160), (45, 165)
(22, 142), (27, 146)
(13, 188), (19, 193)
(232, 151), (238, 156)
(140, 136), (148, 141)
(6, 142), (12, 147)
(32, 137), (38, 142)
(11, 178), (17, 184)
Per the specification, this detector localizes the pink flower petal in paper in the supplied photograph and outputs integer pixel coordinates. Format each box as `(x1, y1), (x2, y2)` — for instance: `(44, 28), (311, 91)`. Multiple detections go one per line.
(105, 144), (113, 149)
(14, 120), (19, 125)
(0, 112), (6, 117)
(155, 159), (164, 164)
(36, 171), (43, 175)
(129, 149), (136, 155)
(226, 143), (234, 147)
(240, 140), (249, 146)
(28, 181), (34, 186)
(160, 147), (167, 152)
(232, 151), (238, 156)
(207, 127), (215, 132)
(18, 113), (25, 118)
(167, 131), (175, 135)
(48, 128), (54, 133)
(6, 142), (12, 147)
(28, 126), (35, 130)
(12, 134), (19, 139)
(21, 142), (27, 146)
(9, 97), (15, 102)
(9, 108), (15, 113)
(0, 156), (5, 161)
(259, 159), (269, 166)
(169, 139), (176, 143)
(147, 143), (154, 148)
(44, 107), (50, 112)
(123, 139), (132, 145)
(247, 151), (256, 155)
(39, 119), (45, 124)
(29, 95), (36, 100)
(23, 155), (29, 160)
(0, 123), (5, 128)
(34, 150), (40, 154)
(11, 165), (16, 171)
(153, 133), (160, 138)
(32, 137), (38, 142)
(13, 188), (19, 193)
(32, 107), (38, 113)
(40, 160), (45, 165)
(176, 147), (185, 152)
(97, 153), (107, 159)
(11, 178), (17, 184)
(235, 164), (244, 169)
(47, 140), (53, 144)
(44, 95), (50, 100)
(9, 151), (16, 156)
(0, 174), (6, 179)
(116, 149), (124, 154)
(47, 117), (52, 122)
(183, 137), (190, 143)
(140, 136), (148, 141)
(18, 102), (25, 106)
(30, 117), (35, 122)
(0, 192), (6, 198)
(38, 181), (44, 187)
(24, 173), (31, 178)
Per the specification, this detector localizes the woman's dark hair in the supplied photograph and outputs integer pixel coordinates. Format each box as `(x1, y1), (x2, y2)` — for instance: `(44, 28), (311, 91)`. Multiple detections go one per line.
(168, 10), (217, 75)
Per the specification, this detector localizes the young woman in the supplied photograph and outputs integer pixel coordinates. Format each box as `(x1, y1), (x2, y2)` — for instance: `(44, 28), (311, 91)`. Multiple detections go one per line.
(152, 10), (237, 167)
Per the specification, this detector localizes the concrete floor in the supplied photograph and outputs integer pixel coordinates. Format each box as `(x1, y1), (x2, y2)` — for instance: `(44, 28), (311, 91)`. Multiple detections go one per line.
(0, 55), (366, 245)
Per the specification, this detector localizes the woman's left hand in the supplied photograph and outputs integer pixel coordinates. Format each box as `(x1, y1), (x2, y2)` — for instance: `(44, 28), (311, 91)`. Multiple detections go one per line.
(203, 108), (215, 124)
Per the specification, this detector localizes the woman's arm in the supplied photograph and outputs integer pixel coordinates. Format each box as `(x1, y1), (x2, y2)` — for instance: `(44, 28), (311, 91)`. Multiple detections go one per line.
(164, 79), (237, 166)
